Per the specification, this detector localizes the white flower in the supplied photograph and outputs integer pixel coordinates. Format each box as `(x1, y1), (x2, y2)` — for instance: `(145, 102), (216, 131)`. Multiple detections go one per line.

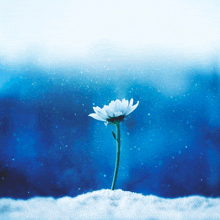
(89, 98), (139, 125)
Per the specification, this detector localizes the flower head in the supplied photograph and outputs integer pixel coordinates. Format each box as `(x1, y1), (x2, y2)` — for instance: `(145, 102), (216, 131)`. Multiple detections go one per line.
(89, 98), (139, 125)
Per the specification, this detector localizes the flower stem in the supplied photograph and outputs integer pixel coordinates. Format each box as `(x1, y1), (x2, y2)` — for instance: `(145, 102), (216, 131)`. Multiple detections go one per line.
(111, 123), (121, 190)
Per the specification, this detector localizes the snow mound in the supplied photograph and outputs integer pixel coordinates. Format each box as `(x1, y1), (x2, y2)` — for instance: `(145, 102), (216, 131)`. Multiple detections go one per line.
(0, 189), (220, 220)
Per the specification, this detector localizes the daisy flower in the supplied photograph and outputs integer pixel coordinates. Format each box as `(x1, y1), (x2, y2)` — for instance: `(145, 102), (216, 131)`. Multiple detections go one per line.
(89, 98), (139, 125)
(89, 98), (139, 190)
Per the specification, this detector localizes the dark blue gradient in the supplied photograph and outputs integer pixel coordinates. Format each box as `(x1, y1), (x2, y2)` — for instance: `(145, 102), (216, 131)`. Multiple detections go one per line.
(0, 62), (220, 199)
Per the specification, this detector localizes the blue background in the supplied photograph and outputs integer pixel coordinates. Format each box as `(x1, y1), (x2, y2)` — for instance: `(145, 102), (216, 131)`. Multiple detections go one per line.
(0, 59), (220, 199)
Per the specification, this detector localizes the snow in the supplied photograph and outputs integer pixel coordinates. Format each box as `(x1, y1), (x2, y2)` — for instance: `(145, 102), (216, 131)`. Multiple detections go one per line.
(0, 190), (220, 220)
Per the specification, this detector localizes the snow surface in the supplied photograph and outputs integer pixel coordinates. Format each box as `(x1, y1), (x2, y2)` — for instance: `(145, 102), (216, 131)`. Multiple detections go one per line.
(0, 189), (220, 220)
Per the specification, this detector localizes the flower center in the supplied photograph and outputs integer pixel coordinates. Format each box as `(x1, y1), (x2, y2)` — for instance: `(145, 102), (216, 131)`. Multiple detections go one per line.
(107, 115), (125, 125)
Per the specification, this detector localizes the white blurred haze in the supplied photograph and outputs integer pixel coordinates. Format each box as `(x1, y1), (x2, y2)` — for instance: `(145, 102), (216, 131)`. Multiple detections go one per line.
(0, 0), (220, 63)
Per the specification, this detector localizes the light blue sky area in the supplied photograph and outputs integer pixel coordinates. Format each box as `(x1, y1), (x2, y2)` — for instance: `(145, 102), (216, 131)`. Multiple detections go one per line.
(0, 0), (220, 64)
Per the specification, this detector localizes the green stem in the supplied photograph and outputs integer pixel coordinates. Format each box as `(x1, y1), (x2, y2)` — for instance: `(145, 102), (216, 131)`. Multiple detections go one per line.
(111, 123), (121, 190)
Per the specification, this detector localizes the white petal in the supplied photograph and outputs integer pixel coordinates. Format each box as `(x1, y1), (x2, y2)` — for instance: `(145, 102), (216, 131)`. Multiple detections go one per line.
(109, 100), (115, 107)
(124, 98), (133, 115)
(88, 113), (106, 121)
(109, 101), (116, 113)
(129, 98), (134, 107)
(121, 99), (129, 114)
(122, 99), (128, 106)
(125, 101), (139, 115)
(103, 105), (114, 117)
(93, 106), (108, 119)
(114, 111), (123, 117)
(114, 99), (123, 112)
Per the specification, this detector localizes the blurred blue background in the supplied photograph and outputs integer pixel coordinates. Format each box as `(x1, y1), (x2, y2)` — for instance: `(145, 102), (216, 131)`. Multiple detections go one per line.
(0, 0), (220, 198)
(0, 60), (220, 198)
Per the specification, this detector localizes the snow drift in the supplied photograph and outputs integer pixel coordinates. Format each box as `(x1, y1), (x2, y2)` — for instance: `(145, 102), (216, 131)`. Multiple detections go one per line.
(0, 189), (220, 220)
